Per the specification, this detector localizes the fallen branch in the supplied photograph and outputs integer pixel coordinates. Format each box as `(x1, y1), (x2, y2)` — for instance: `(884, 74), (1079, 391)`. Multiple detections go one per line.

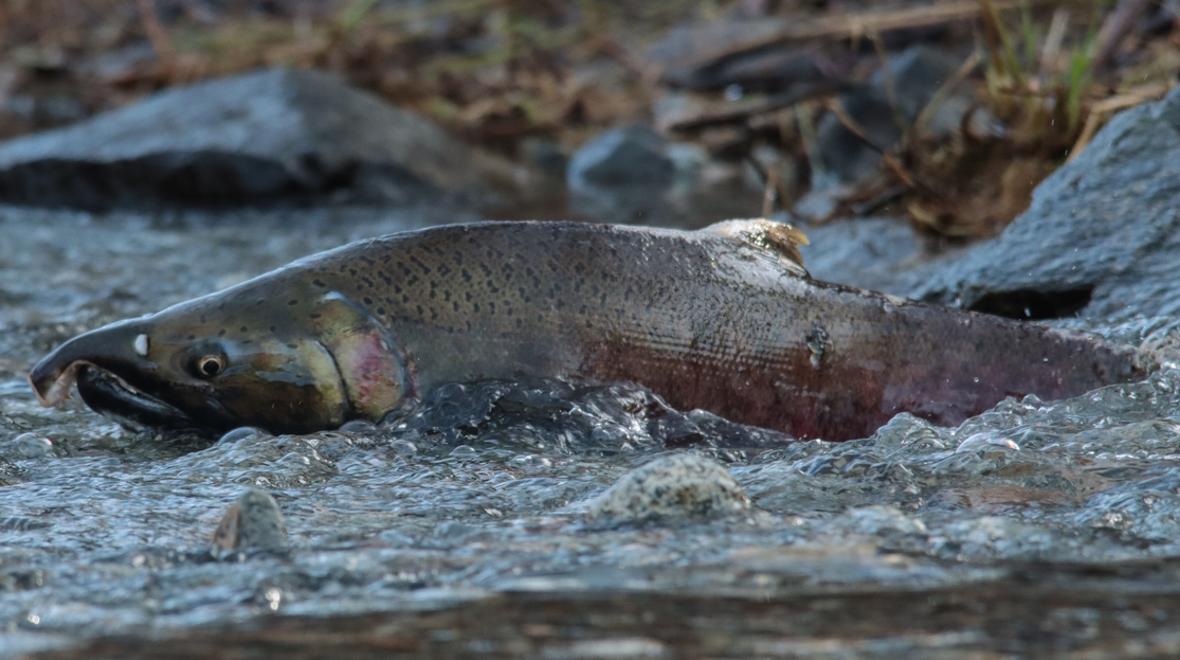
(667, 80), (851, 133)
(680, 0), (1095, 79)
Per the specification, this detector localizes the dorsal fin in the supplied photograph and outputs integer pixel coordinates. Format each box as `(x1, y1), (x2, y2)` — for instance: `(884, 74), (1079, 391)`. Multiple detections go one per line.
(702, 218), (809, 275)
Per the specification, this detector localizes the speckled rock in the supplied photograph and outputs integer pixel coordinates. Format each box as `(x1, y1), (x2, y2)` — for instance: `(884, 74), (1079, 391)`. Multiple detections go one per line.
(587, 453), (751, 523)
(212, 488), (288, 552)
(0, 458), (21, 487)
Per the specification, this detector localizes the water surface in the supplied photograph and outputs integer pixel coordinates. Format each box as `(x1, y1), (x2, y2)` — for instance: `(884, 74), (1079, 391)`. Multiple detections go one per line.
(3, 207), (1180, 656)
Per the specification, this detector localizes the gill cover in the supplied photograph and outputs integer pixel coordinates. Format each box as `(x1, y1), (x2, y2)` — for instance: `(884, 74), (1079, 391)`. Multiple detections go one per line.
(312, 292), (412, 423)
(28, 291), (412, 433)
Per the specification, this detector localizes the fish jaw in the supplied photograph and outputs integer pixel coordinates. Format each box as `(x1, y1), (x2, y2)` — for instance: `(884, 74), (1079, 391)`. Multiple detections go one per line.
(27, 288), (413, 433)
(28, 360), (86, 407)
(74, 364), (196, 430)
(27, 318), (201, 429)
(29, 319), (152, 407)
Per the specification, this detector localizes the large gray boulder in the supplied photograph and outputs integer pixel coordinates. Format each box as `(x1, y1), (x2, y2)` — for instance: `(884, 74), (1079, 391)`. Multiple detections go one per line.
(0, 68), (525, 209)
(912, 85), (1180, 322)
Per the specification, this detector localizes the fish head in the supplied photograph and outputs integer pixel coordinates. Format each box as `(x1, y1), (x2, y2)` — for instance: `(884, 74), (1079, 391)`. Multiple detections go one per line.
(28, 288), (411, 434)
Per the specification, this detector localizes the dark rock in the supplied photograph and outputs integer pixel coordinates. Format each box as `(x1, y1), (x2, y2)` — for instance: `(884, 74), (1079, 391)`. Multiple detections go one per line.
(564, 125), (763, 227)
(0, 458), (21, 487)
(0, 68), (524, 210)
(566, 125), (755, 227)
(871, 46), (961, 121)
(912, 85), (1180, 323)
(519, 137), (568, 179)
(567, 125), (675, 187)
(665, 47), (849, 94)
(812, 46), (959, 189)
(566, 177), (762, 229)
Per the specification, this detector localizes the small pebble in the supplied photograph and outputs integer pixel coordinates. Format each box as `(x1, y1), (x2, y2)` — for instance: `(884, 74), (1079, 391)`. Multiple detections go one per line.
(338, 419), (378, 434)
(510, 454), (552, 472)
(389, 438), (418, 457)
(216, 427), (268, 445)
(449, 444), (477, 459)
(1, 433), (54, 460)
(955, 432), (1020, 453)
(587, 453), (750, 523)
(212, 488), (287, 552)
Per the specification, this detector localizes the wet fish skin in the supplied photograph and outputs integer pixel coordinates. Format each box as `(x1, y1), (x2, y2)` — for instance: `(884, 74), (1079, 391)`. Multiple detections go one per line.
(29, 220), (1147, 440)
(27, 284), (406, 433)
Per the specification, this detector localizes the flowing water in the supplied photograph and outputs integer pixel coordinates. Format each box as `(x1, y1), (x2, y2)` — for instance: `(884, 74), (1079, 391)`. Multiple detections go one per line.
(3, 207), (1180, 656)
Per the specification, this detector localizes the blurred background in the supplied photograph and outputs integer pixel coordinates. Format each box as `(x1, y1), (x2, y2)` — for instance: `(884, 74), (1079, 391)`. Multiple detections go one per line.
(1, 0), (1177, 236)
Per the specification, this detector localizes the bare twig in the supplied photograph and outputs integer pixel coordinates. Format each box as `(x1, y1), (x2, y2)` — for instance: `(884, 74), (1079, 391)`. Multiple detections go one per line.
(867, 32), (908, 134)
(1039, 8), (1070, 75)
(795, 104), (821, 181)
(667, 80), (850, 133)
(1068, 83), (1171, 160)
(913, 51), (981, 136)
(761, 160), (781, 218)
(680, 0), (1092, 76)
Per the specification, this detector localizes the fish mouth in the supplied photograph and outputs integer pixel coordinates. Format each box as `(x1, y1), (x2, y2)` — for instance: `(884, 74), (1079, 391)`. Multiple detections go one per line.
(74, 364), (195, 431)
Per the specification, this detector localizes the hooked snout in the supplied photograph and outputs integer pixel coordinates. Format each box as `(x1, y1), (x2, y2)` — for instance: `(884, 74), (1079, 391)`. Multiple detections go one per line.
(28, 319), (152, 406)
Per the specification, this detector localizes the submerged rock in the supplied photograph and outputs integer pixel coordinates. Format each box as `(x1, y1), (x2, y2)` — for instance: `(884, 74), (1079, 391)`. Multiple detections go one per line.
(0, 432), (53, 462)
(0, 68), (524, 210)
(0, 432), (54, 460)
(587, 453), (751, 524)
(212, 488), (288, 552)
(913, 84), (1180, 322)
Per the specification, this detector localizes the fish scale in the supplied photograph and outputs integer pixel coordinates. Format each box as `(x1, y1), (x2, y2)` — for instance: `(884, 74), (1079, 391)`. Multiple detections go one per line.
(285, 222), (1146, 439)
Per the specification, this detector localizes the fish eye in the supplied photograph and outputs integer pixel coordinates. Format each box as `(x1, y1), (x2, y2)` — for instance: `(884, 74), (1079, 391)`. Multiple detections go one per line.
(193, 354), (226, 378)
